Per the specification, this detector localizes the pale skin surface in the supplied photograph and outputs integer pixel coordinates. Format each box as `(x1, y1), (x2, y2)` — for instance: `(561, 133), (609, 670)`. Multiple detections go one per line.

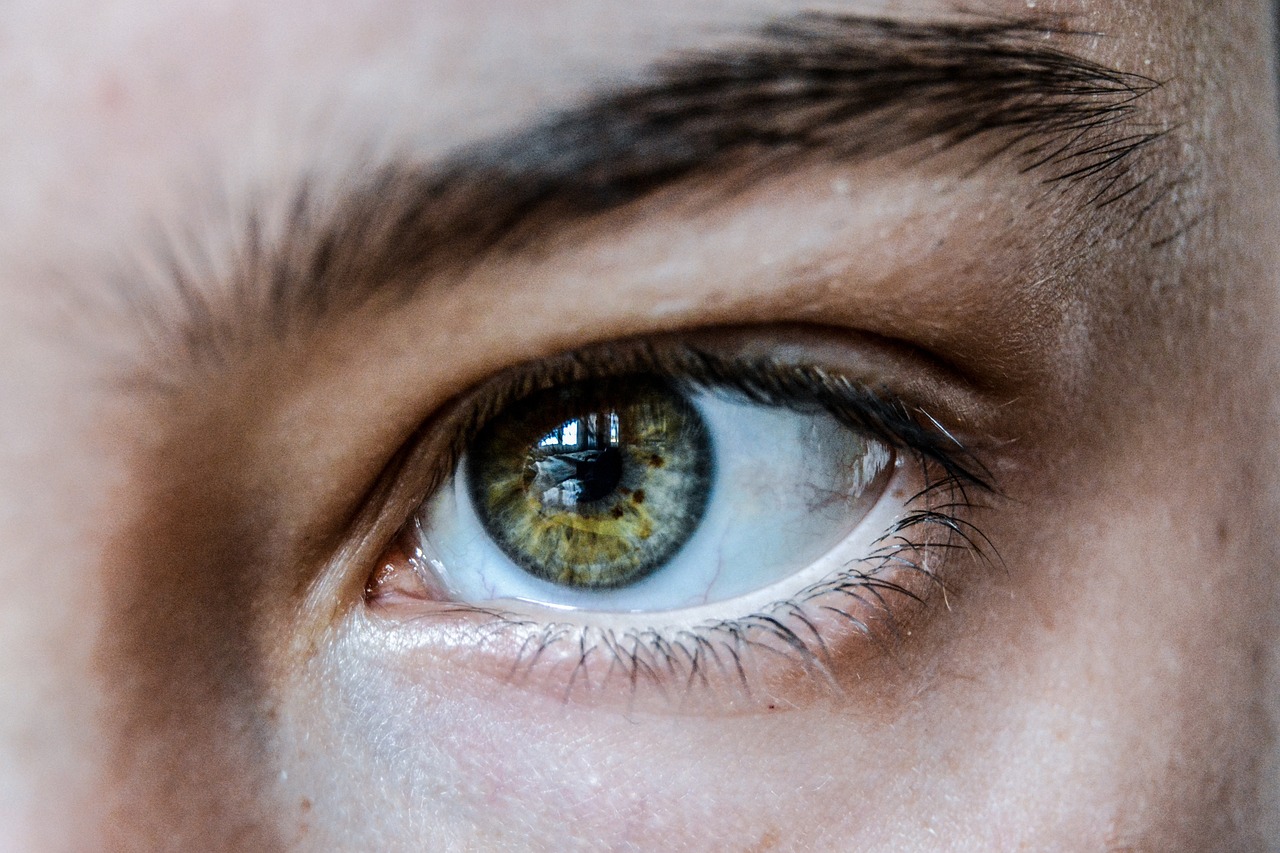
(1, 0), (1279, 850)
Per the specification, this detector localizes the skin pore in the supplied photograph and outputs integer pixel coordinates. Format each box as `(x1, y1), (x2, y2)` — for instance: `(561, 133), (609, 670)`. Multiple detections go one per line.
(1, 0), (1279, 850)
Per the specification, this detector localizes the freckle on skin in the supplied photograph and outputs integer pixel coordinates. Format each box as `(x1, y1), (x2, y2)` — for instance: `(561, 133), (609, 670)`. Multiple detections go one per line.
(96, 74), (127, 113)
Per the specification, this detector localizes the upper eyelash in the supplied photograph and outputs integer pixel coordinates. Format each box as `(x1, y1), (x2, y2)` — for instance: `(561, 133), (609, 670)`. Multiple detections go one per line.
(424, 339), (996, 505)
(668, 350), (995, 491)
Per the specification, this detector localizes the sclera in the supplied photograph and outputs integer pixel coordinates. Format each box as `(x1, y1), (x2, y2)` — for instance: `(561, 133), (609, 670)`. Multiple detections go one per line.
(415, 390), (895, 613)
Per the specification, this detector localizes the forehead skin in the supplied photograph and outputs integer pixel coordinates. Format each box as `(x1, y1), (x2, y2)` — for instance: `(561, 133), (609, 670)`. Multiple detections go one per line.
(0, 0), (1278, 851)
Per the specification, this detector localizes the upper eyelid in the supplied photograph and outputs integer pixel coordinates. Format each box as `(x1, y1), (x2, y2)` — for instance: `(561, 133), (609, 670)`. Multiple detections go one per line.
(407, 334), (997, 504)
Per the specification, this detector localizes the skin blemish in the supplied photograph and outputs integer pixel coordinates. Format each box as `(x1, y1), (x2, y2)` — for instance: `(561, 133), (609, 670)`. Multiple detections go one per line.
(748, 828), (782, 852)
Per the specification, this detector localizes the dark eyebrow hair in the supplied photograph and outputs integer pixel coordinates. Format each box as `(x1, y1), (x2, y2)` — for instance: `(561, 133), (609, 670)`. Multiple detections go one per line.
(146, 12), (1167, 367)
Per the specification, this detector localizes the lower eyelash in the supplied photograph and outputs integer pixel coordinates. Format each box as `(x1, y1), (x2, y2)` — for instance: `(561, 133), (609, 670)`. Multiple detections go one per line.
(413, 460), (997, 707)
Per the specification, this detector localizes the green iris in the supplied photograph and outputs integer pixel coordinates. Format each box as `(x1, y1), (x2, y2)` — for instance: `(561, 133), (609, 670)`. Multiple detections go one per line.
(466, 377), (713, 589)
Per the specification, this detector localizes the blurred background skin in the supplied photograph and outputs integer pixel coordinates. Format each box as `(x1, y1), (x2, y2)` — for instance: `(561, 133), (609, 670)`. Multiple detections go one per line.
(1, 0), (1279, 850)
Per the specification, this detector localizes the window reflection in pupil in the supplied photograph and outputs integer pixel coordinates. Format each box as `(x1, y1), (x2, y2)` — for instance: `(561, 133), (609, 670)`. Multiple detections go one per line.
(532, 413), (625, 508)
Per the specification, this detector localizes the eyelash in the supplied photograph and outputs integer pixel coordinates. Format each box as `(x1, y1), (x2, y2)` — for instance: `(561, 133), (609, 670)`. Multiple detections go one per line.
(367, 337), (1000, 704)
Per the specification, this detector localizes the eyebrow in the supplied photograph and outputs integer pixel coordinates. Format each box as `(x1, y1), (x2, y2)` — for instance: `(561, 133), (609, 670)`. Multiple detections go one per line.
(148, 12), (1167, 364)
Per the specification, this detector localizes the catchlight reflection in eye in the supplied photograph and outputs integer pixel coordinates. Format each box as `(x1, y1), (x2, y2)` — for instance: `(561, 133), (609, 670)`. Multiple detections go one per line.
(413, 376), (894, 613)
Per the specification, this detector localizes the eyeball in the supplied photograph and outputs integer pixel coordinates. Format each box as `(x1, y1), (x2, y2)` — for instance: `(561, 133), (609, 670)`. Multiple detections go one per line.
(413, 375), (894, 613)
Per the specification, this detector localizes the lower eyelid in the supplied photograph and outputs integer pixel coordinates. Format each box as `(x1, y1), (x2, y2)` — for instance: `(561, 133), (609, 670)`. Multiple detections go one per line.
(363, 455), (983, 713)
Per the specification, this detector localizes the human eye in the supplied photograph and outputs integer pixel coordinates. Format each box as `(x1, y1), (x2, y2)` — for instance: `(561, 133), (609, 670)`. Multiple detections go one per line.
(358, 329), (995, 710)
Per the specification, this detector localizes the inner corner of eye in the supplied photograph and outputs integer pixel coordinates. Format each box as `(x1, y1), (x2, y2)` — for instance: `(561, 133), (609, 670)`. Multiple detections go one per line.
(364, 536), (444, 607)
(376, 370), (903, 617)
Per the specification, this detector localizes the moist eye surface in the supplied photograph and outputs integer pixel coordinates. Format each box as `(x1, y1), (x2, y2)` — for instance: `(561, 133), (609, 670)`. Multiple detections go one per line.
(466, 377), (712, 589)
(414, 361), (902, 613)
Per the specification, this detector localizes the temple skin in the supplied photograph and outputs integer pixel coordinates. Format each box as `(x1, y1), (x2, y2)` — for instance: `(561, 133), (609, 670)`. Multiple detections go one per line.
(0, 0), (1279, 850)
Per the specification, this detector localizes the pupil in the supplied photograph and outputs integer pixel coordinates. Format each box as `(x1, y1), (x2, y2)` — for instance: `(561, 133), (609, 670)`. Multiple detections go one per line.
(535, 445), (624, 507)
(532, 411), (625, 507)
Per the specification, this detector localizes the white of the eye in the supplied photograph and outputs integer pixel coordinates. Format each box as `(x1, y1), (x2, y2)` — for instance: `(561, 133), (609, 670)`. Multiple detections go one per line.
(416, 392), (893, 613)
